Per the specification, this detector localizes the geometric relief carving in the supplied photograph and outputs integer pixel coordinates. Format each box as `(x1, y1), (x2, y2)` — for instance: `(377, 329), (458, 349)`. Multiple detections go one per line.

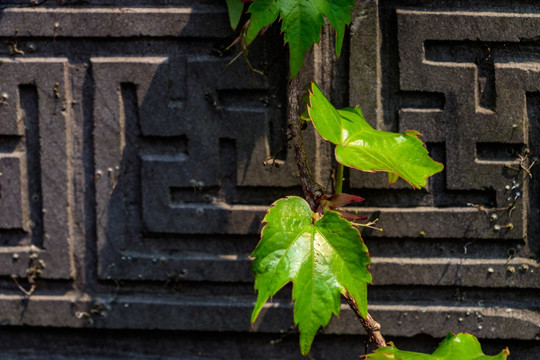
(141, 57), (299, 235)
(347, 11), (540, 244)
(0, 5), (538, 347)
(0, 59), (73, 279)
(394, 11), (540, 241)
(398, 11), (539, 191)
(94, 55), (295, 280)
(93, 57), (173, 257)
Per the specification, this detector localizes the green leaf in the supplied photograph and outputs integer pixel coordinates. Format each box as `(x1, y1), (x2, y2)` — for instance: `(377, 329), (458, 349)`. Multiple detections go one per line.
(280, 0), (324, 78)
(246, 0), (355, 78)
(365, 332), (510, 360)
(312, 0), (355, 56)
(388, 171), (399, 185)
(226, 0), (244, 30)
(308, 82), (444, 188)
(246, 0), (280, 45)
(251, 196), (371, 355)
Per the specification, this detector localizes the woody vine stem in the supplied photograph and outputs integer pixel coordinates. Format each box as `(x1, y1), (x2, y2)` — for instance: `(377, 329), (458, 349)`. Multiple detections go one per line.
(287, 77), (386, 349)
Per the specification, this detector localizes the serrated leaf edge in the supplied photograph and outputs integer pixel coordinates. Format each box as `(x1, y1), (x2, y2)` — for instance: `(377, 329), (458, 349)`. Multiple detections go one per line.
(251, 196), (372, 355)
(250, 196), (312, 324)
(307, 81), (444, 189)
(246, 1), (355, 78)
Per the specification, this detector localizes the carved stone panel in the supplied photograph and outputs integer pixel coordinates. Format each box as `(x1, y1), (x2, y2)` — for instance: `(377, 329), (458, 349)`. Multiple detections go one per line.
(0, 2), (538, 358)
(348, 0), (539, 343)
(0, 59), (73, 279)
(92, 51), (305, 281)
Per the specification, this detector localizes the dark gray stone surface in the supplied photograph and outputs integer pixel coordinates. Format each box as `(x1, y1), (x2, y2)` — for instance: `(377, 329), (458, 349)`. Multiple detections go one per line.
(0, 0), (538, 359)
(0, 59), (72, 280)
(348, 1), (540, 357)
(2, 326), (538, 360)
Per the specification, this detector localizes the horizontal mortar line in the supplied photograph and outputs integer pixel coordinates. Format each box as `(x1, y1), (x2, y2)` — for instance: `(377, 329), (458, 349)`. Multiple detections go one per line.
(120, 253), (537, 266)
(0, 245), (40, 254)
(475, 159), (520, 165)
(1, 8), (224, 14)
(423, 60), (477, 67)
(400, 108), (444, 113)
(90, 56), (169, 63)
(497, 61), (540, 69)
(0, 57), (69, 63)
(423, 59), (540, 67)
(348, 206), (485, 213)
(168, 203), (492, 212)
(0, 294), (78, 302)
(371, 257), (537, 266)
(398, 9), (540, 18)
(0, 293), (253, 307)
(169, 203), (270, 211)
(0, 151), (25, 157)
(365, 304), (538, 316)
(125, 252), (249, 261)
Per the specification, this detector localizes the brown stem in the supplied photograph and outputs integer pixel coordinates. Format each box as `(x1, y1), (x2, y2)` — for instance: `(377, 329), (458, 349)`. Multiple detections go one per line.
(343, 292), (387, 350)
(287, 77), (323, 211)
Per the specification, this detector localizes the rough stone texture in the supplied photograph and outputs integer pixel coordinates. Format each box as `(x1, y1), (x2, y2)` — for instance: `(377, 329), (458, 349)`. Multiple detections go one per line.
(0, 1), (538, 359)
(0, 59), (73, 279)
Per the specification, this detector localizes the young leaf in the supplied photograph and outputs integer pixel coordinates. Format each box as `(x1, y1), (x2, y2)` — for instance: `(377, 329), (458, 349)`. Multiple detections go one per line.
(245, 0), (355, 78)
(364, 332), (510, 360)
(320, 193), (365, 210)
(308, 82), (444, 188)
(226, 0), (244, 30)
(251, 196), (371, 355)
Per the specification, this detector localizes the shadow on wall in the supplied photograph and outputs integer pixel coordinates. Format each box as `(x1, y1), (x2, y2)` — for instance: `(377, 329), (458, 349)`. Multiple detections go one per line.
(95, 6), (291, 286)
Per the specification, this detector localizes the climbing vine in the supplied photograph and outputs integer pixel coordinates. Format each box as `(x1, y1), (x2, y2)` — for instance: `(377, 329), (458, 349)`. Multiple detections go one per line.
(226, 0), (510, 358)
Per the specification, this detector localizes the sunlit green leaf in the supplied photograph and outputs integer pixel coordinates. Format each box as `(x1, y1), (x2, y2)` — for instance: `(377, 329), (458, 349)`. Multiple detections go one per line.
(251, 196), (371, 355)
(365, 333), (510, 360)
(308, 82), (443, 188)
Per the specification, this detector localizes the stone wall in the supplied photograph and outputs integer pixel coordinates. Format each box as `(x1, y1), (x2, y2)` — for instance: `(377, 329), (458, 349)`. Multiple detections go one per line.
(0, 1), (538, 359)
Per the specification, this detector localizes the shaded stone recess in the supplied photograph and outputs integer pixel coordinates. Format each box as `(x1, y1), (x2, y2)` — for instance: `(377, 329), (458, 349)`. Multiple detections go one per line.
(0, 1), (538, 359)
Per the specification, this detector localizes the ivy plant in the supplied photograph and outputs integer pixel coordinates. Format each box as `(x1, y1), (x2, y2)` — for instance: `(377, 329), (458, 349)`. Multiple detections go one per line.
(365, 333), (510, 360)
(252, 196), (371, 355)
(227, 0), (354, 78)
(226, 0), (510, 358)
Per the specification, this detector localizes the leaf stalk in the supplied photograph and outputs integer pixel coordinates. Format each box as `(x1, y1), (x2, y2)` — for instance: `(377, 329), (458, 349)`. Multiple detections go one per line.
(335, 162), (344, 194)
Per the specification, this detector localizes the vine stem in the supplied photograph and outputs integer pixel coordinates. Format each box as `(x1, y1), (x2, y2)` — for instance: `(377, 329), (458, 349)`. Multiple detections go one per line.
(287, 77), (323, 211)
(343, 292), (387, 350)
(287, 77), (386, 350)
